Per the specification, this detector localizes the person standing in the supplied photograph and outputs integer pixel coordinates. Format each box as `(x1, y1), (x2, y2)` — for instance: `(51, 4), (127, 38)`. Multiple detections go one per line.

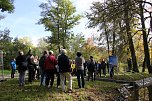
(71, 60), (76, 76)
(44, 50), (57, 88)
(10, 58), (16, 78)
(16, 51), (28, 86)
(83, 61), (87, 76)
(39, 51), (48, 86)
(58, 49), (72, 92)
(101, 59), (107, 77)
(75, 52), (85, 88)
(33, 55), (40, 80)
(109, 54), (118, 79)
(27, 54), (35, 83)
(87, 56), (96, 81)
(97, 61), (101, 77)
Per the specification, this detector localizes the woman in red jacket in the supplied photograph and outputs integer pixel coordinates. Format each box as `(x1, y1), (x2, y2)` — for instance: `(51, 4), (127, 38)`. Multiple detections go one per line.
(44, 50), (57, 88)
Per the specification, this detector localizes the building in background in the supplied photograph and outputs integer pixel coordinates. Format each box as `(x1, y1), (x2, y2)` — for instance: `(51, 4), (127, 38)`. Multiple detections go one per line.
(87, 37), (94, 46)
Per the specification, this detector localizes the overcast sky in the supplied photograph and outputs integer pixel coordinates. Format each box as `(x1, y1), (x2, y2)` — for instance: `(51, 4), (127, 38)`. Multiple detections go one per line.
(0, 0), (100, 45)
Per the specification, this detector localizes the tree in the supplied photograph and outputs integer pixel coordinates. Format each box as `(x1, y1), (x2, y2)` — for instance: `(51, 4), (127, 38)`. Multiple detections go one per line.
(36, 37), (49, 56)
(12, 37), (33, 55)
(0, 29), (13, 69)
(38, 0), (81, 53)
(123, 0), (139, 72)
(0, 0), (14, 12)
(0, 0), (15, 67)
(86, 0), (140, 72)
(138, 0), (152, 73)
(0, 29), (12, 49)
(68, 33), (85, 59)
(37, 38), (49, 51)
(0, 0), (14, 20)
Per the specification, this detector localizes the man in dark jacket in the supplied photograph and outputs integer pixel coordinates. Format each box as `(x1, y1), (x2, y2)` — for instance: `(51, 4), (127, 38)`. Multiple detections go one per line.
(87, 56), (96, 81)
(101, 59), (107, 77)
(16, 51), (28, 86)
(58, 49), (72, 92)
(39, 50), (48, 86)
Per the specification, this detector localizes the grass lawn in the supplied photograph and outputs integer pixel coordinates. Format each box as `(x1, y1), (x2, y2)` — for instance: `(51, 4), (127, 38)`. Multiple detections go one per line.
(0, 77), (121, 101)
(112, 72), (152, 81)
(0, 70), (11, 75)
(0, 72), (151, 101)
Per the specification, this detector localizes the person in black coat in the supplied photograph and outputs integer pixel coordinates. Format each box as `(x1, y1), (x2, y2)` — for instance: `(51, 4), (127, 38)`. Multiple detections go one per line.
(87, 56), (96, 81)
(58, 49), (72, 92)
(101, 59), (107, 77)
(16, 51), (28, 86)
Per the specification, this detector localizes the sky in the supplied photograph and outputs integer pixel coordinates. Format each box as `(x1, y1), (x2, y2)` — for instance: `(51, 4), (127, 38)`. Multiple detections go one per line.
(0, 0), (100, 46)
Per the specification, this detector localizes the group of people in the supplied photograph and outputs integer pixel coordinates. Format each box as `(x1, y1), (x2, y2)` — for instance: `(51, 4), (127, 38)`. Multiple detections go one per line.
(12, 48), (114, 93)
(72, 57), (109, 81)
(14, 49), (73, 92)
(15, 50), (40, 86)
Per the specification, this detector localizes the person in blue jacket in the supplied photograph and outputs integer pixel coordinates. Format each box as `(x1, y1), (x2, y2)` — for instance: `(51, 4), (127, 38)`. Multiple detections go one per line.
(10, 58), (16, 78)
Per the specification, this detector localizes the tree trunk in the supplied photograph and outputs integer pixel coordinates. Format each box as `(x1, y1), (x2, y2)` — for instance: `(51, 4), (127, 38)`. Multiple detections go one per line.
(124, 0), (139, 72)
(150, 17), (152, 31)
(148, 86), (152, 101)
(133, 88), (139, 101)
(105, 28), (110, 55)
(142, 57), (146, 72)
(57, 5), (60, 53)
(139, 2), (152, 73)
(63, 10), (68, 49)
(104, 21), (110, 55)
(57, 25), (60, 53)
(112, 22), (116, 54)
(102, 1), (110, 56)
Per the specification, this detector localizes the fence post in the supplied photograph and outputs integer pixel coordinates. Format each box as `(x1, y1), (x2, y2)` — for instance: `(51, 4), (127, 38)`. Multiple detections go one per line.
(0, 50), (4, 81)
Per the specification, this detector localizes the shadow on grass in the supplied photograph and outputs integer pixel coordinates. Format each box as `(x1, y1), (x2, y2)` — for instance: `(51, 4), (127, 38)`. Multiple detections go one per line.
(0, 79), (59, 101)
(0, 77), (121, 101)
(0, 78), (82, 101)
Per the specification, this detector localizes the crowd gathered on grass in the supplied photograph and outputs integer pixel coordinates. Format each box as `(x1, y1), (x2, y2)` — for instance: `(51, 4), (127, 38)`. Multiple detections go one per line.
(10, 48), (120, 93)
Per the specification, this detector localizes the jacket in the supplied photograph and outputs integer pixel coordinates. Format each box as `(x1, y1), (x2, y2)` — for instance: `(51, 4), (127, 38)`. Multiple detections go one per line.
(75, 56), (85, 70)
(16, 55), (27, 72)
(44, 55), (57, 70)
(58, 54), (71, 73)
(10, 61), (16, 70)
(87, 59), (95, 72)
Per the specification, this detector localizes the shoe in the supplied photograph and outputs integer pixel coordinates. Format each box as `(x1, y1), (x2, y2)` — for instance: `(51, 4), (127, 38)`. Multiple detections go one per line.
(64, 91), (67, 93)
(67, 89), (73, 93)
(57, 86), (59, 89)
(45, 85), (49, 88)
(19, 83), (24, 87)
